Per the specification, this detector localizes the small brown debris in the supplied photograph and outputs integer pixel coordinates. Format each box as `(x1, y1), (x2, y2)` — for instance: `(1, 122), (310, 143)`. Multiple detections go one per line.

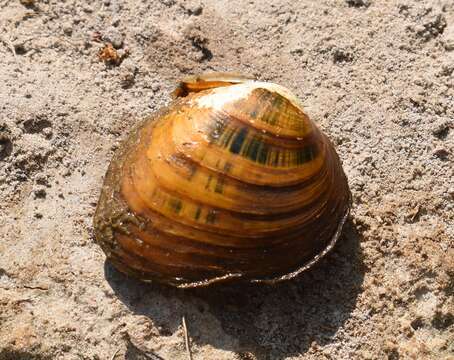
(91, 31), (102, 42)
(98, 43), (128, 65)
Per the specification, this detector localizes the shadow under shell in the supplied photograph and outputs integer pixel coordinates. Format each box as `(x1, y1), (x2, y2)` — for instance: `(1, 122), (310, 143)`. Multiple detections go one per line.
(104, 218), (365, 359)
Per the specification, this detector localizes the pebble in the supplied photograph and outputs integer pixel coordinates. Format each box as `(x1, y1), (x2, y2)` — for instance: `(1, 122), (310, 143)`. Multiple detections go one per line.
(63, 22), (73, 36)
(103, 27), (124, 49)
(433, 147), (449, 159)
(190, 5), (203, 15)
(345, 0), (370, 7)
(431, 120), (450, 138)
(121, 58), (137, 72)
(182, 1), (203, 15)
(120, 71), (135, 89)
(42, 128), (53, 139)
(414, 24), (426, 34)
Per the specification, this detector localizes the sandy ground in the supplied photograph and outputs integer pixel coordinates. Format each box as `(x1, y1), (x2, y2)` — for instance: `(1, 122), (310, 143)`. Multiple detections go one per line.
(0, 0), (453, 359)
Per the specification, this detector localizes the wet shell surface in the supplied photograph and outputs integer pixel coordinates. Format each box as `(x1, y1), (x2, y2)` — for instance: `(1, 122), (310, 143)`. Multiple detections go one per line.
(93, 74), (351, 288)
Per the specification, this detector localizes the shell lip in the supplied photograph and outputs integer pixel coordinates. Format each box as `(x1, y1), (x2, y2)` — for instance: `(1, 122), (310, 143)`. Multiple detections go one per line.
(172, 197), (352, 289)
(172, 72), (256, 98)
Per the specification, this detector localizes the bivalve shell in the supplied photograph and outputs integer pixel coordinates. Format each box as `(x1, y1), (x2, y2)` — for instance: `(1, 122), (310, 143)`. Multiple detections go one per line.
(94, 74), (351, 288)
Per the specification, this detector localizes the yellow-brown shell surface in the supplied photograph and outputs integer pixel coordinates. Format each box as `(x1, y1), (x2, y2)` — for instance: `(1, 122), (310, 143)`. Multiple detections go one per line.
(94, 75), (351, 288)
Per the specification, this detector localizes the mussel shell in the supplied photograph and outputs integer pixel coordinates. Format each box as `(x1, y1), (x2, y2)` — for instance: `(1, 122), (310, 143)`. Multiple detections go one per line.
(94, 79), (351, 288)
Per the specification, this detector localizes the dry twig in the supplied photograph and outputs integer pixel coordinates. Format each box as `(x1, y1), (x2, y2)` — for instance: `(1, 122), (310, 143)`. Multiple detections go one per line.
(110, 347), (120, 360)
(182, 315), (193, 360)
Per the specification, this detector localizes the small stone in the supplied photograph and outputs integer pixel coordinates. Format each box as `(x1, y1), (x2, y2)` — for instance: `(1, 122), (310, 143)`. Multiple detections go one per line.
(190, 5), (203, 15)
(151, 83), (160, 92)
(433, 147), (449, 159)
(121, 72), (135, 89)
(182, 1), (203, 15)
(444, 41), (454, 51)
(103, 27), (124, 49)
(63, 22), (73, 36)
(345, 0), (370, 7)
(121, 58), (137, 72)
(414, 24), (426, 34)
(431, 120), (450, 139)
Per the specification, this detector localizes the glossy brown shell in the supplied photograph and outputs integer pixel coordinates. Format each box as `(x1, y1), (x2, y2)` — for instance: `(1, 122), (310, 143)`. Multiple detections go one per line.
(93, 75), (351, 288)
